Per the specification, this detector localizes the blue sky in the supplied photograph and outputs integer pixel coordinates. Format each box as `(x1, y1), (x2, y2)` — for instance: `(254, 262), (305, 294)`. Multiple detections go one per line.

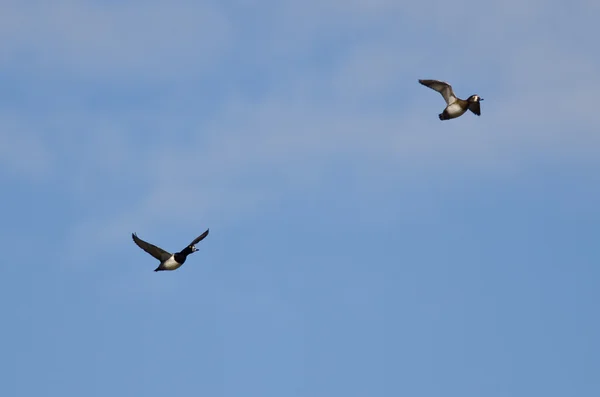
(2, 1), (599, 396)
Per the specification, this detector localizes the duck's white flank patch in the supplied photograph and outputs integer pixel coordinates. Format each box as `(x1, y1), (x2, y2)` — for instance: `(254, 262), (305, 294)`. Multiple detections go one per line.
(162, 256), (183, 270)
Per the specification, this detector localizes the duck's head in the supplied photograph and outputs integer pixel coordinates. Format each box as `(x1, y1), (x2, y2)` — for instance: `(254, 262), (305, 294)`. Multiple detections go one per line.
(468, 95), (483, 102)
(190, 244), (199, 253)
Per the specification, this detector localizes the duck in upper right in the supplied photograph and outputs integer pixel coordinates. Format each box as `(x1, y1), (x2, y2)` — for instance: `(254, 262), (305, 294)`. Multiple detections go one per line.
(419, 79), (483, 121)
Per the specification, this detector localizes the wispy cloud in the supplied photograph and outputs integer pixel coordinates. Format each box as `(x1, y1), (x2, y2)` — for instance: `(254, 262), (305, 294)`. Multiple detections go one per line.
(0, 112), (54, 180)
(0, 1), (231, 81)
(2, 0), (598, 264)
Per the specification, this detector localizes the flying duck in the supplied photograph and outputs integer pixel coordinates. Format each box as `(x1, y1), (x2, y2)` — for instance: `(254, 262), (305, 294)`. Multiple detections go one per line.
(419, 79), (483, 120)
(132, 229), (209, 271)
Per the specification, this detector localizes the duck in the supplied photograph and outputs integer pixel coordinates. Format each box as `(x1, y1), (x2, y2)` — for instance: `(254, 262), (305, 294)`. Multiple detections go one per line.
(132, 229), (209, 271)
(419, 79), (483, 120)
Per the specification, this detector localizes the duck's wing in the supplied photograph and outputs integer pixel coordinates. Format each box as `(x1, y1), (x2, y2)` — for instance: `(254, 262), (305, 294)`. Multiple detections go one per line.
(132, 233), (172, 262)
(419, 79), (457, 105)
(468, 101), (481, 116)
(188, 229), (209, 247)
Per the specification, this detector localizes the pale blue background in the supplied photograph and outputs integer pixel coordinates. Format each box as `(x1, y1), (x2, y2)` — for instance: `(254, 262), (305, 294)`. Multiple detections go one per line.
(1, 1), (599, 396)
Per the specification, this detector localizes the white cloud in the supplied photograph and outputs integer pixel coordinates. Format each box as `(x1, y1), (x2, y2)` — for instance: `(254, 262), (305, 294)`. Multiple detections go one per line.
(2, 0), (598, 263)
(0, 0), (232, 81)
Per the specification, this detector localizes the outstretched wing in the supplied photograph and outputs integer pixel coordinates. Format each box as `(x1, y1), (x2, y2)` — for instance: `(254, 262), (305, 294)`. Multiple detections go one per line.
(468, 101), (481, 116)
(419, 79), (457, 105)
(188, 229), (209, 247)
(132, 233), (172, 262)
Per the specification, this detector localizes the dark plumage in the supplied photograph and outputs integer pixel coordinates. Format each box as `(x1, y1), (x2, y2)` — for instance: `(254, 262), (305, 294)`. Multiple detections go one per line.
(419, 79), (483, 120)
(132, 229), (209, 271)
